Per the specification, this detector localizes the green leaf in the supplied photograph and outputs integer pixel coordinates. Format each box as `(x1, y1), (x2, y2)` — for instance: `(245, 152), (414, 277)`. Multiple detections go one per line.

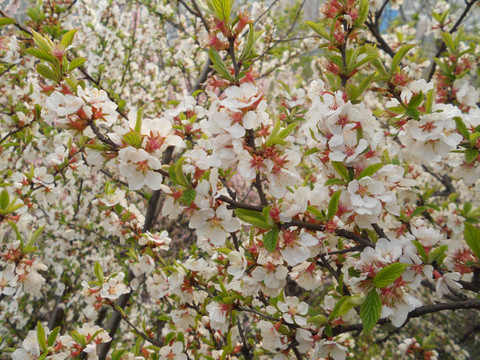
(327, 191), (342, 219)
(122, 131), (143, 149)
(27, 225), (45, 246)
(412, 240), (428, 262)
(264, 228), (279, 252)
(36, 64), (58, 81)
(328, 295), (363, 320)
(331, 162), (349, 181)
(174, 158), (190, 187)
(69, 57), (87, 71)
(465, 148), (479, 164)
(373, 263), (409, 288)
(31, 30), (53, 53)
(181, 189), (196, 205)
(360, 289), (382, 333)
(405, 107), (419, 120)
(24, 48), (57, 64)
(308, 314), (327, 326)
(390, 44), (415, 75)
(211, 0), (233, 22)
(324, 178), (346, 186)
(427, 245), (448, 265)
(355, 0), (369, 27)
(235, 208), (273, 230)
(60, 29), (77, 49)
(441, 32), (456, 53)
(70, 331), (87, 347)
(408, 92), (424, 109)
(357, 163), (384, 179)
(0, 17), (16, 26)
(409, 206), (427, 219)
(94, 262), (104, 283)
(135, 105), (145, 134)
(208, 49), (234, 82)
(305, 21), (331, 41)
(454, 117), (469, 139)
(240, 23), (255, 61)
(37, 322), (47, 352)
(47, 326), (61, 347)
(465, 223), (480, 259)
(0, 189), (9, 210)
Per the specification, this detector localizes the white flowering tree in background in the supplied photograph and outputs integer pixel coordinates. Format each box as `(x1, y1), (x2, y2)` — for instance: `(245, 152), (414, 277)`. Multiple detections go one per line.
(1, 0), (480, 359)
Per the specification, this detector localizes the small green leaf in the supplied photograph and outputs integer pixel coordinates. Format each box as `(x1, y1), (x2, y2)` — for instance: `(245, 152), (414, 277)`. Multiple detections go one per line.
(360, 289), (381, 333)
(465, 148), (479, 164)
(465, 223), (480, 259)
(209, 49), (234, 82)
(36, 64), (58, 81)
(409, 206), (427, 219)
(357, 163), (384, 179)
(0, 189), (9, 210)
(408, 92), (424, 109)
(305, 21), (332, 41)
(27, 225), (45, 246)
(122, 131), (143, 149)
(324, 178), (346, 186)
(0, 17), (16, 26)
(69, 57), (87, 71)
(240, 23), (255, 61)
(328, 295), (363, 320)
(235, 209), (272, 230)
(181, 189), (196, 205)
(355, 0), (369, 27)
(327, 191), (342, 219)
(373, 263), (409, 288)
(390, 44), (415, 75)
(31, 30), (53, 53)
(412, 240), (428, 262)
(24, 48), (57, 64)
(441, 32), (456, 53)
(47, 326), (61, 347)
(211, 0), (233, 22)
(94, 262), (104, 283)
(454, 117), (469, 139)
(174, 158), (190, 187)
(60, 29), (77, 49)
(308, 314), (327, 326)
(264, 228), (279, 252)
(331, 162), (349, 181)
(37, 322), (47, 352)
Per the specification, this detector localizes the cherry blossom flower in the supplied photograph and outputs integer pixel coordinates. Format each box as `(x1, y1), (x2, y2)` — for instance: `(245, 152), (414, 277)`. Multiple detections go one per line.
(118, 146), (163, 190)
(277, 296), (309, 326)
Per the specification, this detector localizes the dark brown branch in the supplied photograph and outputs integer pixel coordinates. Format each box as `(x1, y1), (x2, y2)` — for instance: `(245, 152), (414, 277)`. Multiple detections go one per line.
(365, 19), (395, 58)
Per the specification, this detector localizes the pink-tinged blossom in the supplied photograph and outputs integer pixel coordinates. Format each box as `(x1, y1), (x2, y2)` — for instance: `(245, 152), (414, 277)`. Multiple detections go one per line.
(290, 261), (323, 290)
(314, 339), (348, 360)
(251, 263), (288, 289)
(206, 301), (228, 333)
(99, 272), (130, 300)
(277, 296), (309, 326)
(257, 320), (288, 352)
(118, 146), (163, 190)
(347, 177), (395, 217)
(0, 264), (17, 296)
(227, 248), (247, 280)
(159, 342), (187, 360)
(189, 204), (240, 246)
(280, 231), (317, 266)
(435, 271), (463, 298)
